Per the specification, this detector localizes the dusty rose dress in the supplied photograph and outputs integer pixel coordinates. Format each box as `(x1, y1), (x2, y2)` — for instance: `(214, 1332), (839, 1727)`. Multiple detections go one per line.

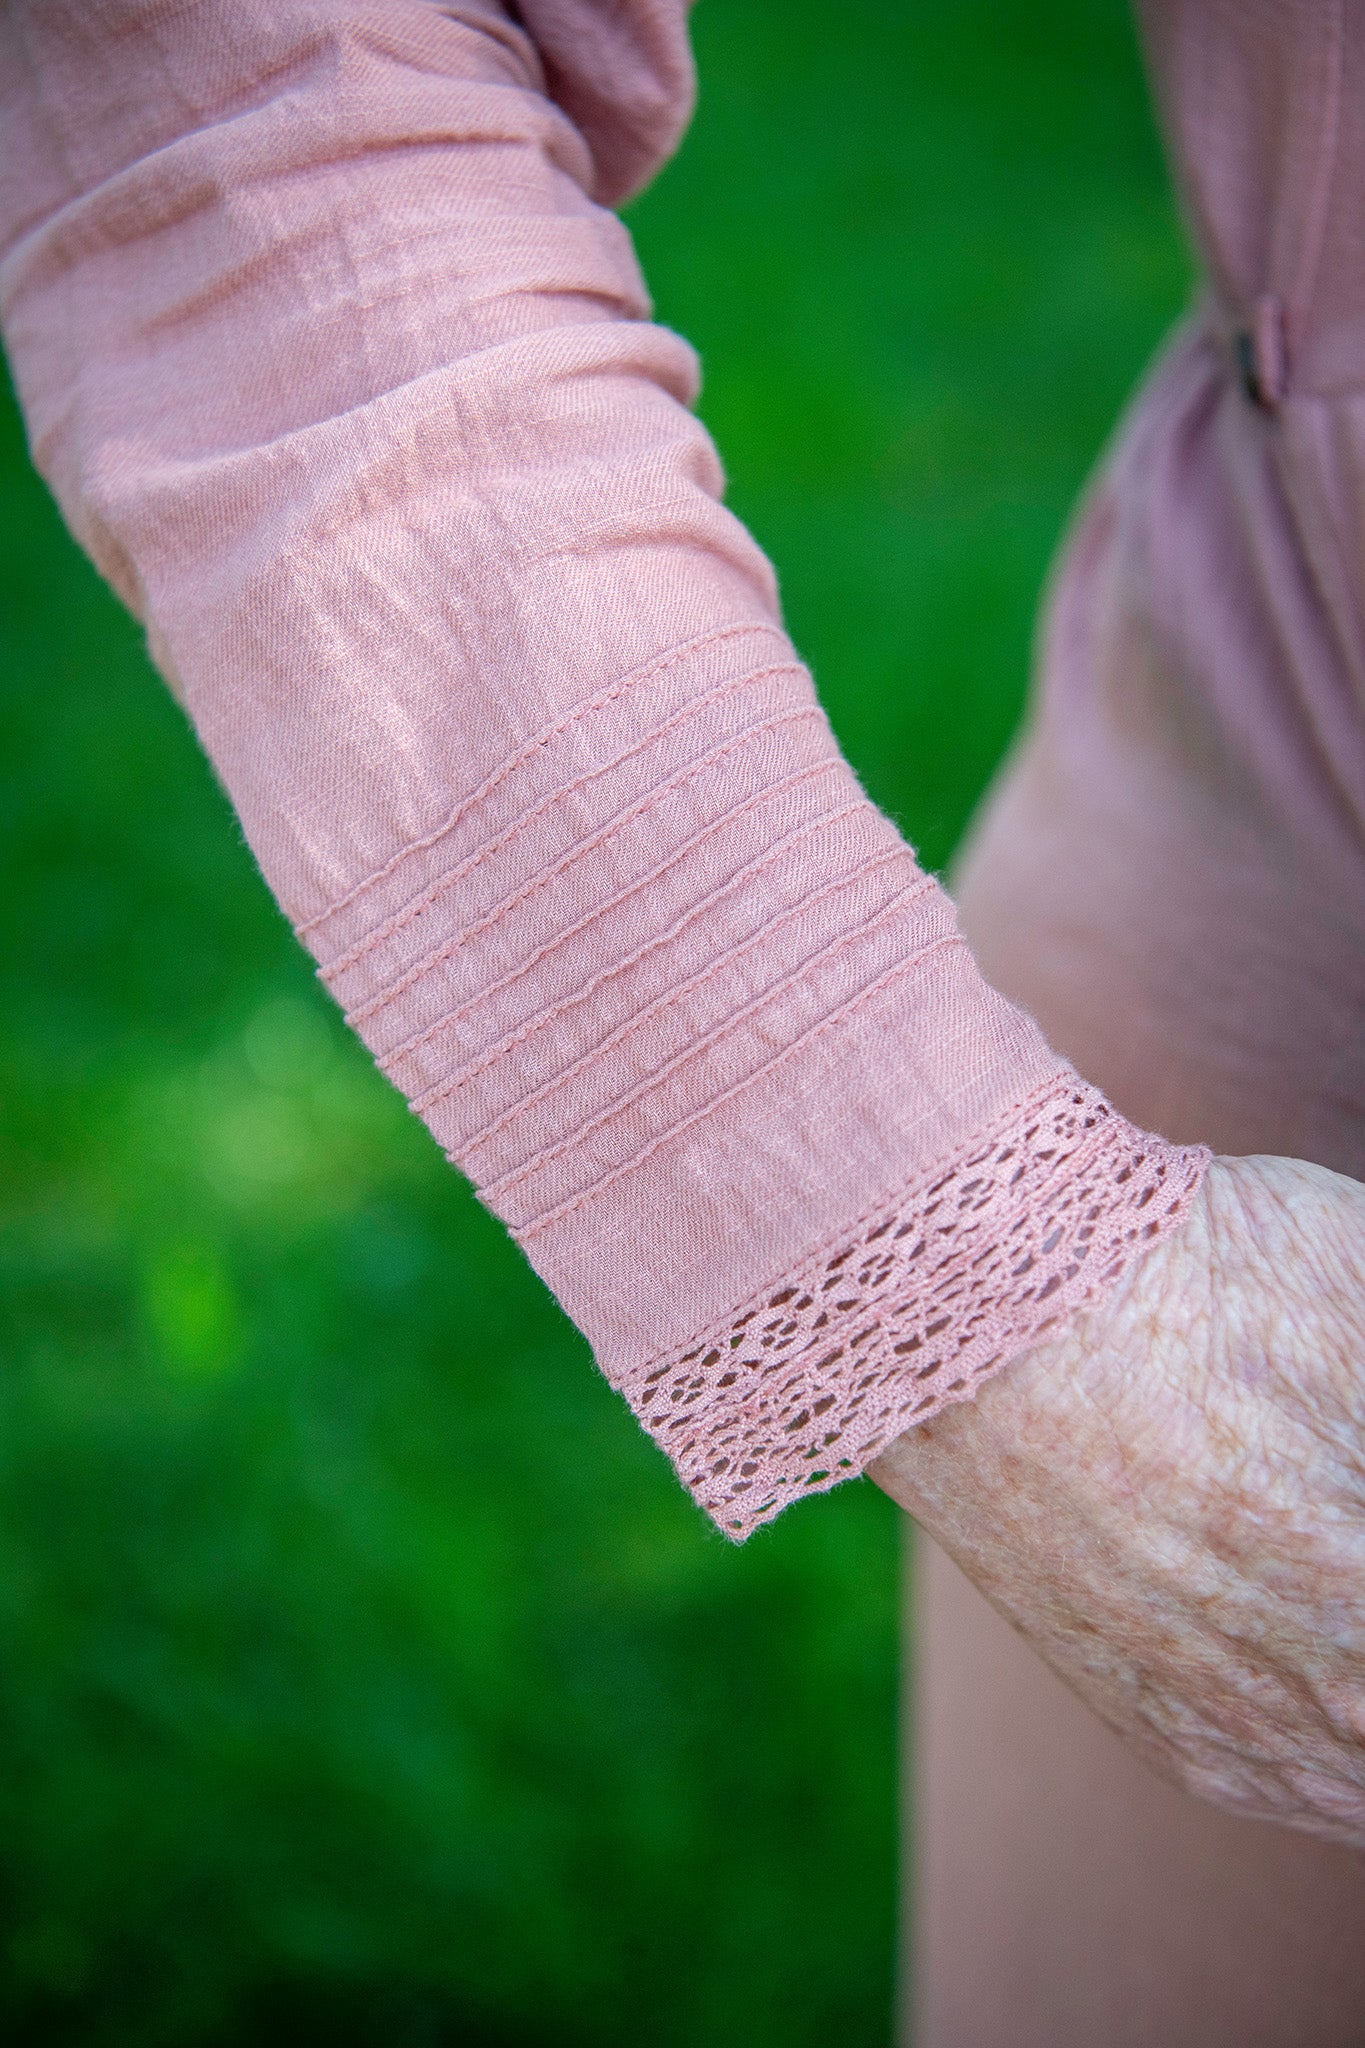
(922, 4), (1365, 2040)
(959, 0), (1365, 1184)
(2, 0), (1363, 2037)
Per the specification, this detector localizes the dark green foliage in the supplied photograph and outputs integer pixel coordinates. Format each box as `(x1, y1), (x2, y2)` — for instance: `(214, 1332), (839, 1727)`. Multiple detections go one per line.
(0, 1), (1186, 2040)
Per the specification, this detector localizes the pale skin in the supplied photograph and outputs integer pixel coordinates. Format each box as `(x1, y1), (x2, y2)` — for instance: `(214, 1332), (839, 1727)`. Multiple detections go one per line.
(871, 1155), (1365, 1846)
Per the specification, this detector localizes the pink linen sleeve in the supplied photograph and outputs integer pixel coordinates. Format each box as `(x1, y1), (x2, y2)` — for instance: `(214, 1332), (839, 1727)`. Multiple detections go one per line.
(0, 0), (1208, 1537)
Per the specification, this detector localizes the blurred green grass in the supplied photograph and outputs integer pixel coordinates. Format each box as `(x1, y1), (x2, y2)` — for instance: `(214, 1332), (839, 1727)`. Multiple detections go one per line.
(0, 2), (1188, 2042)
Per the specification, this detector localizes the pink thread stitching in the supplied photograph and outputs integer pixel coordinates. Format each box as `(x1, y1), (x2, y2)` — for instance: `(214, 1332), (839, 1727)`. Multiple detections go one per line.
(417, 827), (908, 1130)
(298, 621), (784, 935)
(320, 658), (806, 979)
(342, 702), (828, 1026)
(470, 856), (929, 1196)
(503, 931), (968, 1239)
(391, 771), (859, 1092)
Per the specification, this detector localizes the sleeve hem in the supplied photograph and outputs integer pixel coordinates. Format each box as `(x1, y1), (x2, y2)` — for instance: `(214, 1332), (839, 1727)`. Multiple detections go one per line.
(621, 1075), (1211, 1539)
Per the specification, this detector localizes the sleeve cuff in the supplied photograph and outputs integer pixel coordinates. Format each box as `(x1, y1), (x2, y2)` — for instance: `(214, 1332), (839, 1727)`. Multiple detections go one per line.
(625, 1076), (1209, 1538)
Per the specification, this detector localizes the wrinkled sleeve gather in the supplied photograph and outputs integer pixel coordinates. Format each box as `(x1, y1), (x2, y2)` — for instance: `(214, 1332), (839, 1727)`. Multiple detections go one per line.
(0, 0), (1207, 1536)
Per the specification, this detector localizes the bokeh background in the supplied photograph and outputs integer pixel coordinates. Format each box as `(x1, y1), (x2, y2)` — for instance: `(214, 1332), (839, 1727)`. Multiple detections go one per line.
(0, 1), (1190, 2041)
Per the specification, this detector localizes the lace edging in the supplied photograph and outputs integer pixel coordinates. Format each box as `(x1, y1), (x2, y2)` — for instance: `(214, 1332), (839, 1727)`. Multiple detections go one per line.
(623, 1078), (1211, 1539)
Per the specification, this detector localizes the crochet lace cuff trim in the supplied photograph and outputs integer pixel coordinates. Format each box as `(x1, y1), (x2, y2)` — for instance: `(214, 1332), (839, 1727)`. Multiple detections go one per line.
(623, 1077), (1210, 1539)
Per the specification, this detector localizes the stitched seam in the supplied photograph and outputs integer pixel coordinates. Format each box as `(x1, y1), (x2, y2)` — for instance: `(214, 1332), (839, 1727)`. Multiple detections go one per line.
(655, 1109), (1130, 1424)
(400, 783), (865, 1108)
(298, 621), (785, 936)
(507, 932), (969, 1240)
(342, 701), (828, 1026)
(322, 657), (806, 979)
(462, 854), (932, 1169)
(482, 873), (937, 1202)
(659, 1080), (1108, 1376)
(650, 1070), (1068, 1308)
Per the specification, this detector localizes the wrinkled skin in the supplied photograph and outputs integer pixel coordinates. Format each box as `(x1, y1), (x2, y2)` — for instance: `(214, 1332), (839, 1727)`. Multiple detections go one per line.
(871, 1156), (1365, 1845)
